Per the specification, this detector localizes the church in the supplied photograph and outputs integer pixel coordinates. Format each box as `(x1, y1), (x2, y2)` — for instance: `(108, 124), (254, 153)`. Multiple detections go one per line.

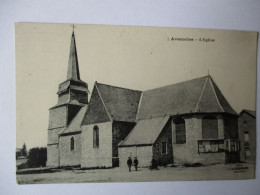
(47, 32), (240, 168)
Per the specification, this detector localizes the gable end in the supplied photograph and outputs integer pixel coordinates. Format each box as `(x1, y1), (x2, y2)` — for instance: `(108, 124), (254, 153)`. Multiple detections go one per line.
(81, 84), (111, 125)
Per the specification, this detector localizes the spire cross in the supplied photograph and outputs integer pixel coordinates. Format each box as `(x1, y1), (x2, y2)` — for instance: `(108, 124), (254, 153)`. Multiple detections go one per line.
(71, 24), (76, 33)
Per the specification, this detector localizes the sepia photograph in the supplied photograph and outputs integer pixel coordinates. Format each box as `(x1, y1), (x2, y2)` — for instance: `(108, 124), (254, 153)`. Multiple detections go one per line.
(15, 23), (257, 184)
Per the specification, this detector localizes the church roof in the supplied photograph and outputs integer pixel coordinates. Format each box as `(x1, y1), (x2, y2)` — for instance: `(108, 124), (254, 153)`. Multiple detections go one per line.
(240, 109), (256, 118)
(95, 82), (142, 122)
(137, 75), (237, 120)
(56, 32), (89, 103)
(59, 105), (88, 135)
(119, 116), (170, 146)
(67, 32), (81, 81)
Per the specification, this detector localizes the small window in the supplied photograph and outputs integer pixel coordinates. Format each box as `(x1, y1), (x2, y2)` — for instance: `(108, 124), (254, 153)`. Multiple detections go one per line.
(162, 142), (167, 154)
(70, 137), (75, 151)
(244, 131), (249, 142)
(93, 126), (99, 148)
(243, 121), (248, 127)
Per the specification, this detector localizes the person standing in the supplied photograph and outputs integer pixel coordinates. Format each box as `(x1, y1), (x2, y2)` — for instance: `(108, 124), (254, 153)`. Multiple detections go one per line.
(134, 157), (139, 171)
(127, 157), (132, 172)
(150, 156), (158, 171)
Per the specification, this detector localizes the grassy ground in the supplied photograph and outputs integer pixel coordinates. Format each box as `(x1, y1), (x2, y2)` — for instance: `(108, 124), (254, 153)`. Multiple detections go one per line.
(16, 162), (255, 184)
(16, 158), (27, 166)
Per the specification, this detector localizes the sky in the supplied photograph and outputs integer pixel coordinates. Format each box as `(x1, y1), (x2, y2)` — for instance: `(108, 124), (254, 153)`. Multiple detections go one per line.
(15, 23), (257, 150)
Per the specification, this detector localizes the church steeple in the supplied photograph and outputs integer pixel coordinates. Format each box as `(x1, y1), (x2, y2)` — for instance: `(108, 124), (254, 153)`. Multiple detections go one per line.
(67, 31), (81, 81)
(47, 27), (89, 167)
(55, 28), (89, 106)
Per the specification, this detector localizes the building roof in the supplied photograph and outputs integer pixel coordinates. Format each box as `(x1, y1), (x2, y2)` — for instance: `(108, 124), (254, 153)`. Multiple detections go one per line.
(96, 82), (142, 122)
(119, 116), (170, 146)
(137, 75), (237, 120)
(67, 32), (81, 81)
(240, 109), (256, 118)
(56, 32), (89, 105)
(59, 105), (88, 135)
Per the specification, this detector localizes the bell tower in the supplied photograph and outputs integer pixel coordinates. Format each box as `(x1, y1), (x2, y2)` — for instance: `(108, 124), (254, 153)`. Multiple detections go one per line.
(47, 29), (88, 167)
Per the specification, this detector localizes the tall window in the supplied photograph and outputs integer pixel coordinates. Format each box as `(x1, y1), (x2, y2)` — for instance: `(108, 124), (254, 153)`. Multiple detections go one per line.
(162, 142), (167, 154)
(70, 137), (74, 151)
(202, 116), (218, 139)
(174, 118), (186, 144)
(93, 125), (99, 148)
(245, 147), (251, 157)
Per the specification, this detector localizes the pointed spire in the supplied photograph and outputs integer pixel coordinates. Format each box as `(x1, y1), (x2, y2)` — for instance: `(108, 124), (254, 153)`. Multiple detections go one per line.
(67, 30), (80, 81)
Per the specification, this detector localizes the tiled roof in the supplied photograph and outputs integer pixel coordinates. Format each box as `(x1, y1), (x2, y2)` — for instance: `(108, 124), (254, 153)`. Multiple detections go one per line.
(96, 82), (142, 122)
(137, 76), (237, 120)
(119, 116), (170, 146)
(240, 109), (256, 118)
(58, 81), (70, 93)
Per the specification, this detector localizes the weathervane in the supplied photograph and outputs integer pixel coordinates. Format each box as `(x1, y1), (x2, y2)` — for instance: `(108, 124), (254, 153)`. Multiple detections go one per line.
(71, 24), (76, 33)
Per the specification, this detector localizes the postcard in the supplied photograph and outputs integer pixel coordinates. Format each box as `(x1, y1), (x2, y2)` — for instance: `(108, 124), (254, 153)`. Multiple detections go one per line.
(15, 23), (257, 184)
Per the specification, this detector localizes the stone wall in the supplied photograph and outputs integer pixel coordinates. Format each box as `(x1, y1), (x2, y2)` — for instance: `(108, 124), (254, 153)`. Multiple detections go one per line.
(59, 133), (82, 166)
(47, 100), (85, 167)
(48, 127), (63, 144)
(47, 106), (67, 167)
(57, 93), (69, 105)
(173, 116), (200, 164)
(118, 145), (153, 167)
(48, 106), (67, 129)
(46, 144), (59, 167)
(218, 116), (224, 139)
(224, 115), (239, 139)
(153, 120), (173, 166)
(112, 121), (136, 166)
(81, 122), (113, 168)
(198, 152), (225, 164)
(172, 115), (225, 165)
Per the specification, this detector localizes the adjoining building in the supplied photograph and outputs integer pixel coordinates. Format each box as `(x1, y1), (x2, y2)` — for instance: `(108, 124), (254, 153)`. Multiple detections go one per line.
(119, 76), (240, 167)
(47, 32), (241, 168)
(238, 110), (256, 163)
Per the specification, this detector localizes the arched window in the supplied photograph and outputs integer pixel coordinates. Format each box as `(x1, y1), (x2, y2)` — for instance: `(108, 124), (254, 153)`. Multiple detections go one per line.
(93, 125), (99, 148)
(174, 118), (186, 144)
(70, 137), (75, 151)
(202, 116), (218, 139)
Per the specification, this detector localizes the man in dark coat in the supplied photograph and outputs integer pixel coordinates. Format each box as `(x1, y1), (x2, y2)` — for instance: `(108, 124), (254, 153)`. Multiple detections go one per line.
(134, 157), (139, 171)
(127, 157), (132, 172)
(150, 156), (158, 171)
